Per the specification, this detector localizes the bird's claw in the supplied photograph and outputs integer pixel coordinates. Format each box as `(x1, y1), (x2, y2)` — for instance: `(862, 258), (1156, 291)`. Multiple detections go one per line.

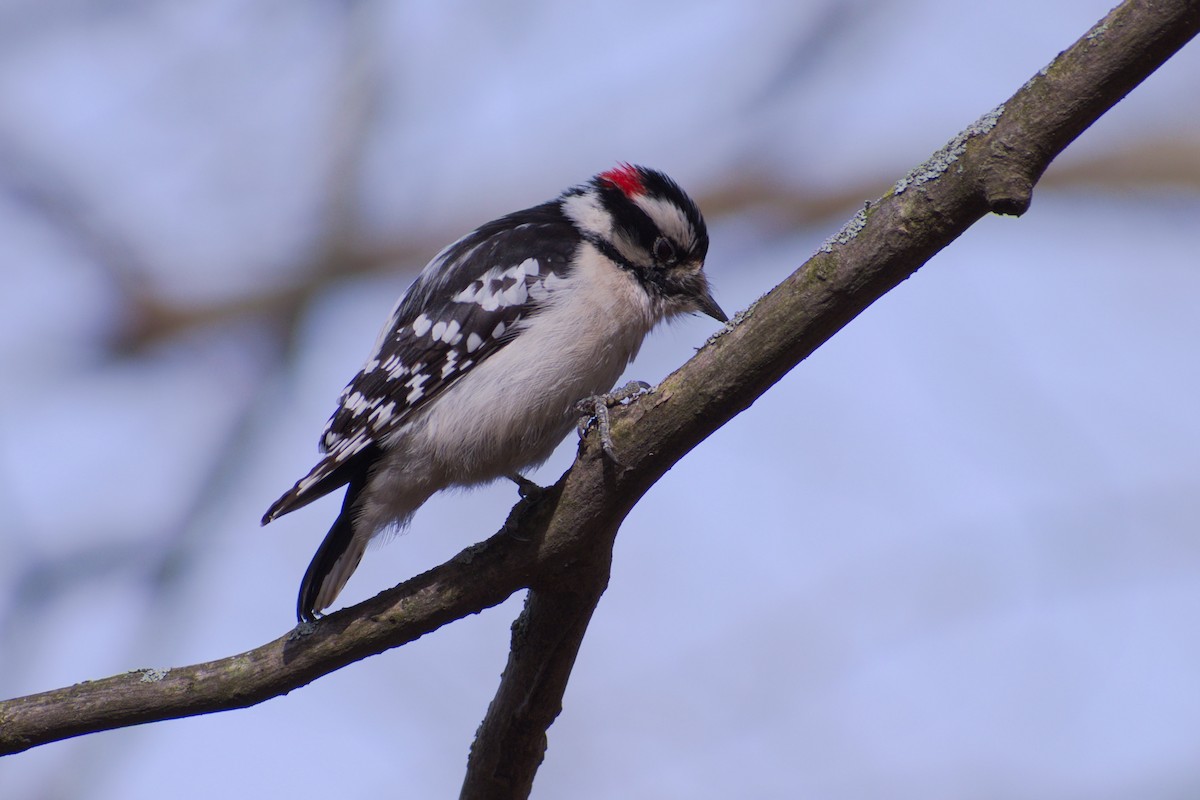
(575, 380), (652, 463)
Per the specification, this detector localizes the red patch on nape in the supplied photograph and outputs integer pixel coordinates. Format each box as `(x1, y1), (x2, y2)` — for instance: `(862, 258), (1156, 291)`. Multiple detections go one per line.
(599, 163), (645, 197)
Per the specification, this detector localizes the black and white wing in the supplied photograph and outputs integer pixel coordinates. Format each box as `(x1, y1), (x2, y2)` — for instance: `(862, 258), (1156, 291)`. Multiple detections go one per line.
(262, 201), (577, 523)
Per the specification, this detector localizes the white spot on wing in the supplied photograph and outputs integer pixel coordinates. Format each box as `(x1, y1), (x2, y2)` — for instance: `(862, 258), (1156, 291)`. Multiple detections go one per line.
(479, 287), (501, 312)
(404, 373), (430, 404)
(344, 392), (370, 416)
(466, 332), (482, 353)
(441, 349), (459, 377)
(383, 354), (407, 380)
(412, 314), (433, 337)
(368, 401), (396, 428)
(501, 280), (528, 307)
(453, 283), (479, 303)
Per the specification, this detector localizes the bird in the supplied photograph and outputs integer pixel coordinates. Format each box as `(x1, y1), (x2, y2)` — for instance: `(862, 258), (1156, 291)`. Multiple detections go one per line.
(262, 164), (726, 623)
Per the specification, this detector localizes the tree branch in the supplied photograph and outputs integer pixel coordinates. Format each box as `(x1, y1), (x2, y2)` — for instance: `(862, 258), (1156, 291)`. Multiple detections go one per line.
(1, 4), (1196, 789)
(461, 555), (614, 799)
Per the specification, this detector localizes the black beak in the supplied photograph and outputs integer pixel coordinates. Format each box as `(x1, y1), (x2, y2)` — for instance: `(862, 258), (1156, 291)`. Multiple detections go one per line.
(695, 288), (728, 323)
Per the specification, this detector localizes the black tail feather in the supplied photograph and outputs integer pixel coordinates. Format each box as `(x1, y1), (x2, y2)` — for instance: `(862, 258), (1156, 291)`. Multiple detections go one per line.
(296, 468), (371, 623)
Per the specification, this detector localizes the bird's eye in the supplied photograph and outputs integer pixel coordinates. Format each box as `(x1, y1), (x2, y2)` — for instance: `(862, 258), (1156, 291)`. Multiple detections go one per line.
(653, 237), (676, 264)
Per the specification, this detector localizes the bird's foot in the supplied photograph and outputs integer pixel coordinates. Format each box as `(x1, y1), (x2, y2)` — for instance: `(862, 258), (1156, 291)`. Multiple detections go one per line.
(575, 380), (652, 464)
